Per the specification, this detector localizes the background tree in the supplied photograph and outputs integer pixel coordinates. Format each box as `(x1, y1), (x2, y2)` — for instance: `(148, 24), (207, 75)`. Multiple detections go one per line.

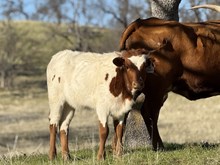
(95, 0), (149, 28)
(179, 0), (220, 22)
(1, 0), (30, 20)
(0, 0), (29, 88)
(0, 21), (19, 88)
(151, 0), (181, 21)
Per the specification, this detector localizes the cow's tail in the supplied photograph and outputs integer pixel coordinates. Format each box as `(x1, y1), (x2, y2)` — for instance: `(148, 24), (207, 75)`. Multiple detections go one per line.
(191, 4), (220, 12)
(119, 18), (141, 50)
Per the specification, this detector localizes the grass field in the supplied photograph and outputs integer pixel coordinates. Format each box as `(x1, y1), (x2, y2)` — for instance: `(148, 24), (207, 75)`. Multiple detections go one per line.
(0, 89), (220, 164)
(1, 143), (220, 165)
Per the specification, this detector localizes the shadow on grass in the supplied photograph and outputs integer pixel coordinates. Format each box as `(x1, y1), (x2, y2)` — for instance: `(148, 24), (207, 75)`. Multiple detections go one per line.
(125, 142), (220, 153)
(164, 142), (220, 151)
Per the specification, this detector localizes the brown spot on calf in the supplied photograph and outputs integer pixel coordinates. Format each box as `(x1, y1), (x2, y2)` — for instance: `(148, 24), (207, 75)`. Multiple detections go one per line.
(105, 73), (109, 81)
(52, 75), (56, 81)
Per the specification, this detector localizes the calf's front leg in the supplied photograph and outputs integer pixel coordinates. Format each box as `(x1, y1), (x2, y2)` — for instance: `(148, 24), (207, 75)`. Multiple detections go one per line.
(112, 120), (124, 157)
(97, 121), (109, 160)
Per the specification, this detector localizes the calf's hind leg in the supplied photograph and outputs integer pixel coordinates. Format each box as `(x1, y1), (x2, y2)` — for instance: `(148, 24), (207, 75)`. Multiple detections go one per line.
(59, 103), (75, 160)
(49, 124), (57, 160)
(48, 102), (64, 160)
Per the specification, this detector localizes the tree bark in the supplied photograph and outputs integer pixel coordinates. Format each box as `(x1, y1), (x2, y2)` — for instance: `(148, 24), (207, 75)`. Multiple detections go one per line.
(124, 0), (181, 149)
(151, 0), (181, 21)
(123, 94), (151, 148)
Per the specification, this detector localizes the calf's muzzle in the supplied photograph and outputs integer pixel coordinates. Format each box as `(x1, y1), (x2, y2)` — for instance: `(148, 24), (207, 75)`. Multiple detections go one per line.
(132, 77), (144, 91)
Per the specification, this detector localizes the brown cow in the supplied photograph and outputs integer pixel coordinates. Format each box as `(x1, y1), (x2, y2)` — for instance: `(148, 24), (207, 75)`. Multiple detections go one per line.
(120, 15), (220, 150)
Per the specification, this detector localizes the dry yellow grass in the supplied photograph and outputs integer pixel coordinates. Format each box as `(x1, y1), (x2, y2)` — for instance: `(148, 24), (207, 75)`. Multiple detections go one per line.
(0, 90), (220, 157)
(159, 92), (220, 144)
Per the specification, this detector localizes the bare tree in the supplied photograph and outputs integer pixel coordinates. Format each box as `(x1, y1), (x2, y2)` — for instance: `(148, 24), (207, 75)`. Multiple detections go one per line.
(34, 0), (67, 24)
(0, 21), (20, 88)
(33, 0), (113, 52)
(95, 0), (149, 29)
(1, 0), (29, 20)
(0, 0), (29, 88)
(179, 0), (220, 22)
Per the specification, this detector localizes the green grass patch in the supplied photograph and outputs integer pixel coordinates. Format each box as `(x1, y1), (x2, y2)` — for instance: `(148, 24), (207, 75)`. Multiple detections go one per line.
(1, 143), (220, 165)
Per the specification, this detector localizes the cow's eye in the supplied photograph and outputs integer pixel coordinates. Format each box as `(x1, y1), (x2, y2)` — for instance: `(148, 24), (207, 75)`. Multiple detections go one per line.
(123, 65), (129, 70)
(146, 60), (151, 67)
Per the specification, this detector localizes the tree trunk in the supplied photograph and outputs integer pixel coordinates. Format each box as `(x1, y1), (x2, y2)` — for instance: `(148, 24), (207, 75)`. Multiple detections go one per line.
(151, 0), (181, 21)
(123, 0), (181, 149)
(123, 94), (151, 148)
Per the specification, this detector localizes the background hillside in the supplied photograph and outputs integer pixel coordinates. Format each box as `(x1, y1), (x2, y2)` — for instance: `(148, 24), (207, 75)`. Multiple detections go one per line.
(0, 21), (121, 90)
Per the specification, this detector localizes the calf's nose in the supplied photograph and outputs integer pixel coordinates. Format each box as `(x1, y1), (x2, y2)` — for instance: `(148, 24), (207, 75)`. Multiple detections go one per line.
(132, 78), (144, 90)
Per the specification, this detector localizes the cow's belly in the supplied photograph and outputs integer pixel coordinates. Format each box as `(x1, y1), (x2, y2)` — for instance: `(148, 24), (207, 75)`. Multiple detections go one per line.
(172, 77), (220, 100)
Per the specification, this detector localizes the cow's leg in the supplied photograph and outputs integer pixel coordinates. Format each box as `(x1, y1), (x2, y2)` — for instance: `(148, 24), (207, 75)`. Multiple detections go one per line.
(59, 104), (74, 160)
(114, 120), (124, 157)
(97, 121), (109, 160)
(49, 124), (57, 160)
(141, 97), (164, 150)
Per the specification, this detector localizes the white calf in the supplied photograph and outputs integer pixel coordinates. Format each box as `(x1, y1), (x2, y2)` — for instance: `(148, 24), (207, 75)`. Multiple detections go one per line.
(47, 49), (153, 160)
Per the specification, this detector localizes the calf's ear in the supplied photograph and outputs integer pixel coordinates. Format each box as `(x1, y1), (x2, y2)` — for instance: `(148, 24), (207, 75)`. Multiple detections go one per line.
(113, 57), (125, 67)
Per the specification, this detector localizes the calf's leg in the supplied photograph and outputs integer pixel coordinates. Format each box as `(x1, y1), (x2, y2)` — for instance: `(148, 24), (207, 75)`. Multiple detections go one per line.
(49, 124), (57, 160)
(111, 120), (118, 153)
(97, 121), (109, 160)
(115, 121), (124, 157)
(112, 120), (124, 157)
(59, 104), (74, 160)
(60, 129), (71, 160)
(48, 100), (63, 160)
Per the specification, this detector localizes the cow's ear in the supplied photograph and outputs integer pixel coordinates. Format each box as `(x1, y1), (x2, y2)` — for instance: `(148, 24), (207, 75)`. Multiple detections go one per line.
(113, 57), (125, 67)
(162, 39), (174, 51)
